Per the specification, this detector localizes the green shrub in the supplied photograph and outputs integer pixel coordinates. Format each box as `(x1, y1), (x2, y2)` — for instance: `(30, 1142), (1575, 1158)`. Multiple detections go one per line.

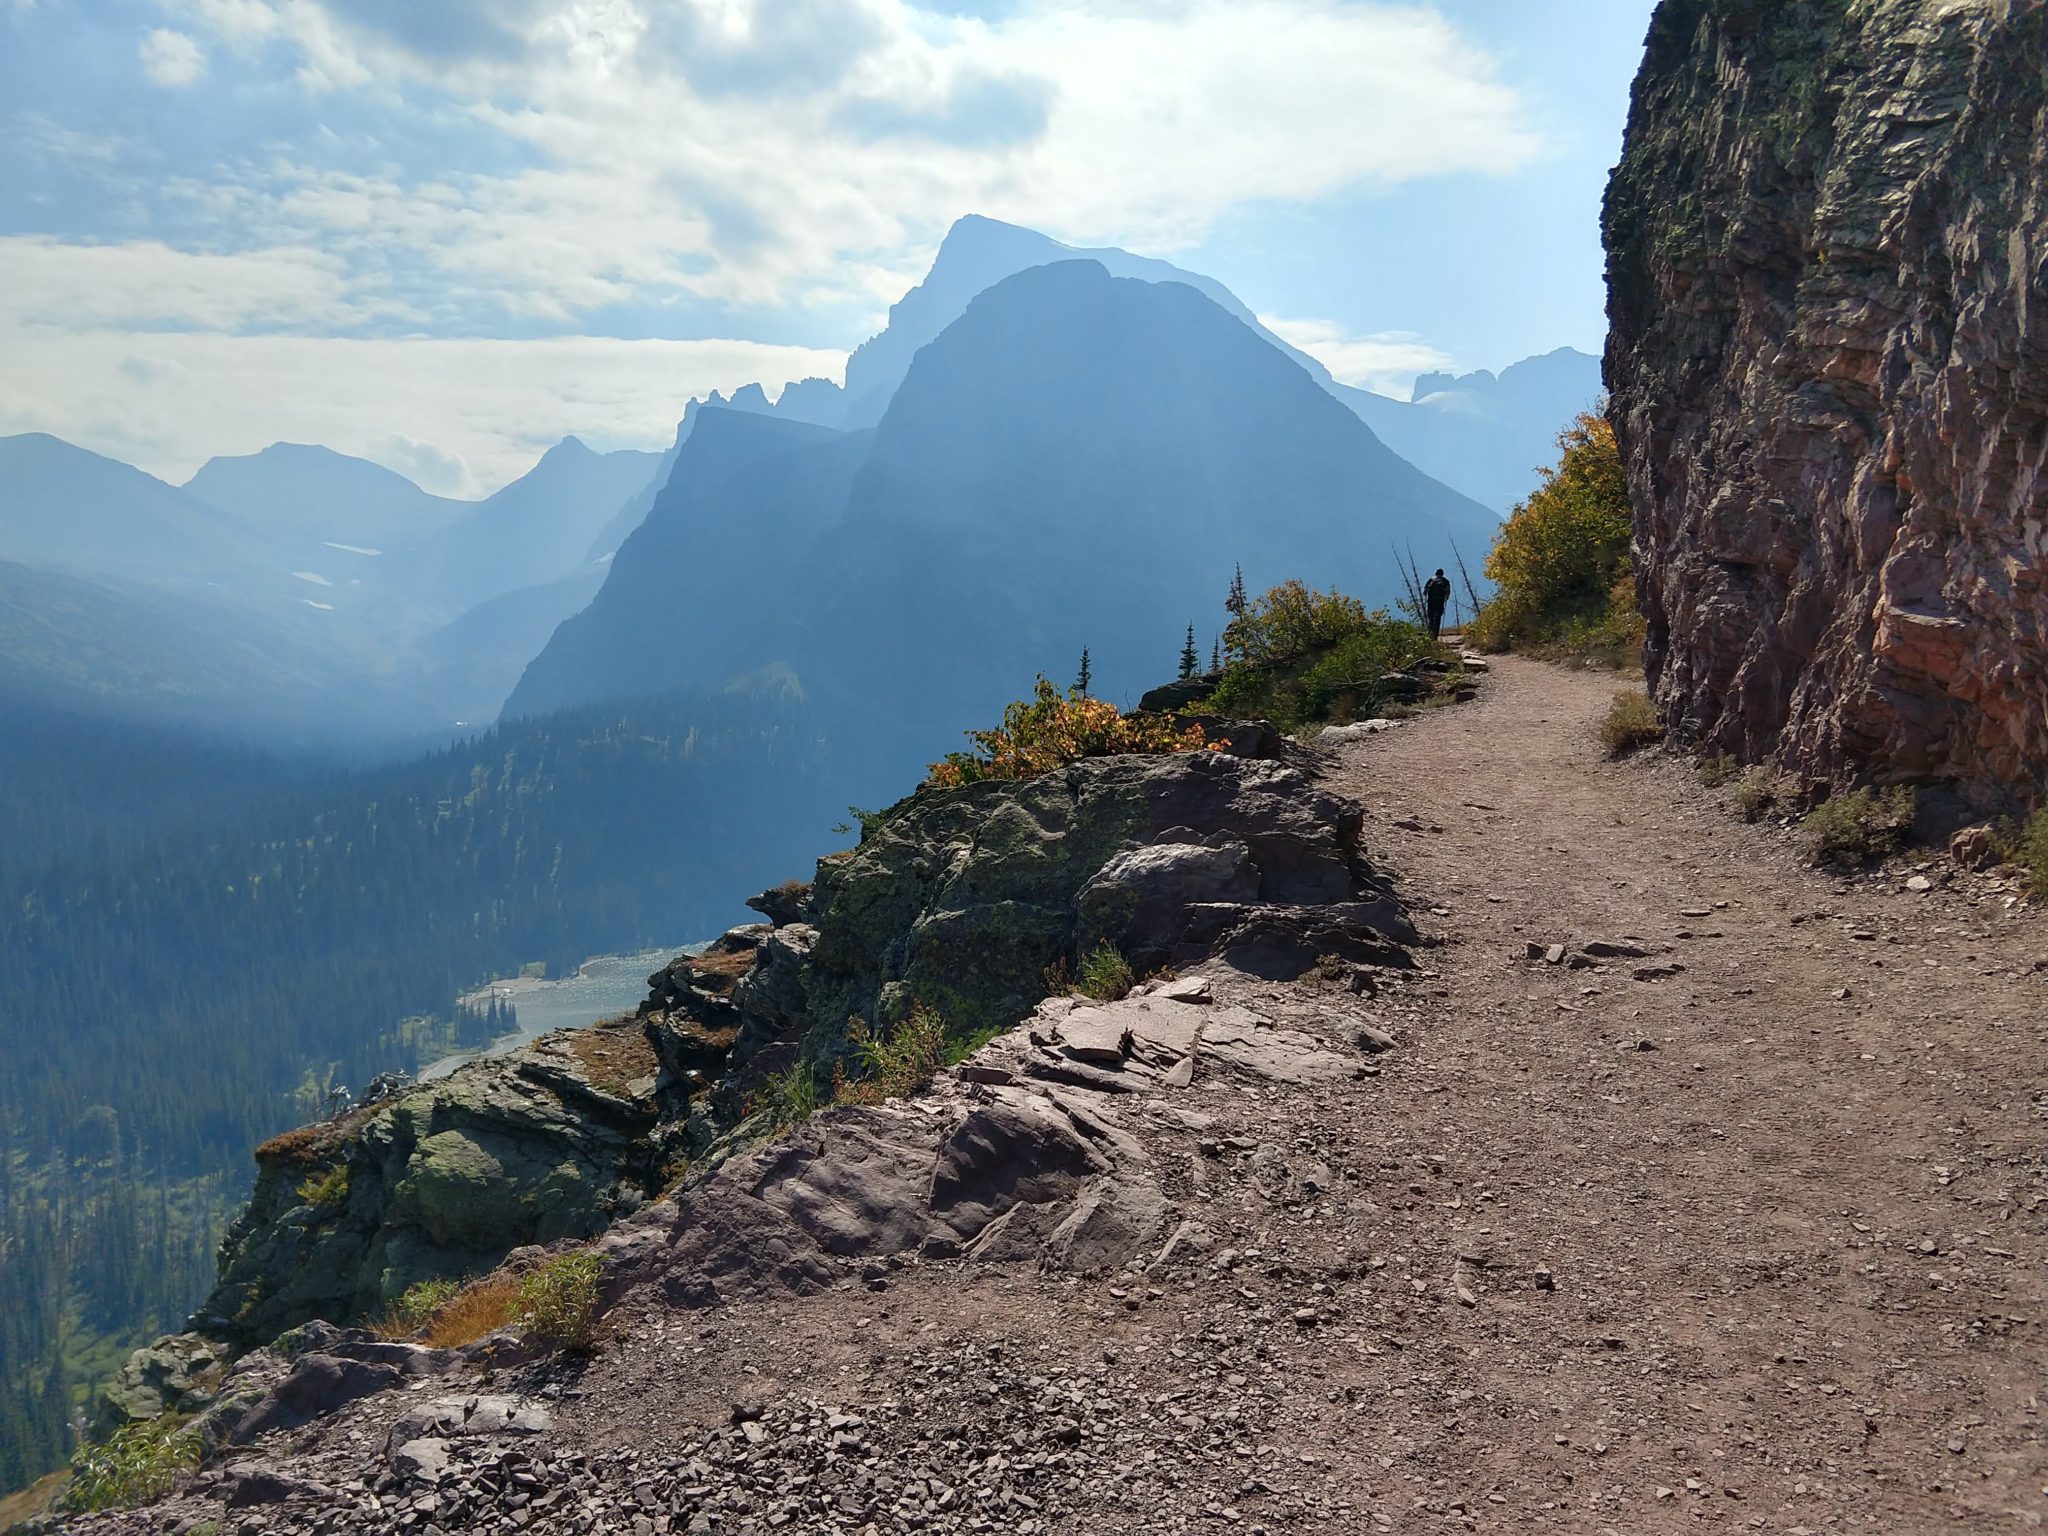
(927, 679), (1220, 788)
(1995, 808), (2048, 897)
(295, 1163), (349, 1210)
(64, 1418), (201, 1512)
(1076, 942), (1135, 1002)
(376, 1277), (463, 1338)
(1730, 769), (1779, 823)
(1468, 412), (1643, 664)
(1205, 581), (1438, 729)
(517, 1252), (603, 1350)
(1803, 786), (1917, 869)
(1598, 690), (1664, 756)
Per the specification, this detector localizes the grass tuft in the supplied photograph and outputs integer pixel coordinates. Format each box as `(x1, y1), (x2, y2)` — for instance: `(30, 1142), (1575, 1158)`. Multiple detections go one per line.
(1696, 752), (1739, 788)
(1598, 689), (1665, 757)
(1730, 769), (1779, 823)
(372, 1277), (463, 1339)
(1076, 942), (1135, 1002)
(836, 1005), (950, 1106)
(63, 1418), (201, 1513)
(518, 1252), (603, 1351)
(1994, 808), (2048, 897)
(295, 1163), (349, 1210)
(419, 1274), (522, 1349)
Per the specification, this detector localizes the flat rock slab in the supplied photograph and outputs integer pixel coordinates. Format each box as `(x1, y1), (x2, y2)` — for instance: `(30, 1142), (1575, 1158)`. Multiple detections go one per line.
(1198, 1010), (1356, 1084)
(1053, 1010), (1134, 1066)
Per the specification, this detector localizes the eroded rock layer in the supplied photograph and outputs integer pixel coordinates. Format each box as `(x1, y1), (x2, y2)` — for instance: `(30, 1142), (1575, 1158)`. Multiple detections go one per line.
(1605, 0), (2047, 808)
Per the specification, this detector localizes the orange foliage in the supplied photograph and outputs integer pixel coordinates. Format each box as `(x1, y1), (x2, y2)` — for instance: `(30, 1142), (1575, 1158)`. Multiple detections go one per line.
(926, 678), (1224, 788)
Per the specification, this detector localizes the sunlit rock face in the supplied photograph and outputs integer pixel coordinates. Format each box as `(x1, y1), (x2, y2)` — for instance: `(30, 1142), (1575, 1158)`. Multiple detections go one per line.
(1604, 0), (2047, 810)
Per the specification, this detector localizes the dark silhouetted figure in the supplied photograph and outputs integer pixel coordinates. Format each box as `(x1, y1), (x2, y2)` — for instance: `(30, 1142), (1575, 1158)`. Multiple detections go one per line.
(1423, 568), (1452, 640)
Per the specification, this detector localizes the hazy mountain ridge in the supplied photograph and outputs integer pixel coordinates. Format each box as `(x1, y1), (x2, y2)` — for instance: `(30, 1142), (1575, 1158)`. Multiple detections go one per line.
(0, 432), (663, 745)
(507, 259), (1500, 737)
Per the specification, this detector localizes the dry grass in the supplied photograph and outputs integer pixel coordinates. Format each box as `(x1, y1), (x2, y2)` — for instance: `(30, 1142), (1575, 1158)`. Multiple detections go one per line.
(420, 1275), (522, 1349)
(1598, 689), (1665, 757)
(558, 1020), (660, 1097)
(687, 946), (757, 984)
(253, 1102), (377, 1169)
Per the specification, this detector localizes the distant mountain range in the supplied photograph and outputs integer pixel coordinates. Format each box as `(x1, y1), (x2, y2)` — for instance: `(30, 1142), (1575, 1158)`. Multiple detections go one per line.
(0, 432), (660, 745)
(507, 258), (1502, 739)
(0, 214), (1596, 751)
(718, 216), (1601, 516)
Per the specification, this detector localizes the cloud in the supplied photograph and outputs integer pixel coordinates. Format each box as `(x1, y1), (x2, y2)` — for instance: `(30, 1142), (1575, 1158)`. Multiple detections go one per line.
(1260, 314), (1456, 398)
(0, 328), (846, 492)
(140, 27), (208, 86)
(374, 434), (477, 496)
(0, 237), (362, 332)
(145, 0), (1540, 321)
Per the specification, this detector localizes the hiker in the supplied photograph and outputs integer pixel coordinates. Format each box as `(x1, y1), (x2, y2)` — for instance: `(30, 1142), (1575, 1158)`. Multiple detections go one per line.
(1423, 568), (1453, 640)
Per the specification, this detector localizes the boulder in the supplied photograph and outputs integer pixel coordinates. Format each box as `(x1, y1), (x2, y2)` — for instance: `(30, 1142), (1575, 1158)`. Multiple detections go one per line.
(90, 1332), (229, 1438)
(745, 880), (815, 927)
(195, 1021), (666, 1347)
(1136, 675), (1221, 713)
(1076, 838), (1260, 965)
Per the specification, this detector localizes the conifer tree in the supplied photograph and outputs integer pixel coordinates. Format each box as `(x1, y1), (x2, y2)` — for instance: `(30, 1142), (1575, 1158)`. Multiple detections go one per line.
(1075, 648), (1092, 697)
(1210, 636), (1221, 673)
(1226, 563), (1248, 618)
(1178, 625), (1199, 679)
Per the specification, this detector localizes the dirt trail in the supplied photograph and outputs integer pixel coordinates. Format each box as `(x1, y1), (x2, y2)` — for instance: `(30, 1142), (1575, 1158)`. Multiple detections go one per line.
(567, 655), (2043, 1534)
(1306, 654), (2046, 1531)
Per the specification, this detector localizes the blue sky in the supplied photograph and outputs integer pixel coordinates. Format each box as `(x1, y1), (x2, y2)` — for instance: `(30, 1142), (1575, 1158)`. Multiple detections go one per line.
(0, 0), (1656, 492)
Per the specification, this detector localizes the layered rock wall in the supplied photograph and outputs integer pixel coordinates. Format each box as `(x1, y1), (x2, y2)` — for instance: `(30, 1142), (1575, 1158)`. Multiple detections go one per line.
(1605, 0), (2047, 808)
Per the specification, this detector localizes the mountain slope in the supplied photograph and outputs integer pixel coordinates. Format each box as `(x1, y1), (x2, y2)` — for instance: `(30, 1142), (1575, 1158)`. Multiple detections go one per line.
(408, 437), (658, 614)
(182, 443), (469, 554)
(1340, 348), (1604, 515)
(0, 434), (264, 590)
(0, 559), (449, 746)
(507, 260), (1498, 732)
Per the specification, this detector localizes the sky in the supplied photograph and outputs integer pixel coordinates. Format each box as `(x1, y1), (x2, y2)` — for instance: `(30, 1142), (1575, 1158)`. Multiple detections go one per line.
(0, 0), (1658, 495)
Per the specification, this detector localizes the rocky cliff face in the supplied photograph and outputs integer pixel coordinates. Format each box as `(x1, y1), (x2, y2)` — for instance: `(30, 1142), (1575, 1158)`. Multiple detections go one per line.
(1605, 0), (2047, 810)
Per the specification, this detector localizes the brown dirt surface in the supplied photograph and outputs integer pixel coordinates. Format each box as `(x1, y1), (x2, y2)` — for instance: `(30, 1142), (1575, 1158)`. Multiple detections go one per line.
(52, 657), (2045, 1536)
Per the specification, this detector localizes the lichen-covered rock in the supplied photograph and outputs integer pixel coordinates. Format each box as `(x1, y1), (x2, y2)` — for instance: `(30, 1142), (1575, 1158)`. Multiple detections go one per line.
(1605, 0), (2048, 810)
(798, 751), (1410, 1048)
(89, 1332), (229, 1438)
(198, 1019), (666, 1346)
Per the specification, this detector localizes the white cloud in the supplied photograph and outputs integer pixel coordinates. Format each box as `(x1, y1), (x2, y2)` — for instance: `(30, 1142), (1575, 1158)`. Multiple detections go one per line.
(0, 328), (845, 492)
(1260, 314), (1456, 398)
(0, 237), (362, 331)
(374, 434), (476, 497)
(140, 27), (208, 86)
(152, 0), (1540, 321)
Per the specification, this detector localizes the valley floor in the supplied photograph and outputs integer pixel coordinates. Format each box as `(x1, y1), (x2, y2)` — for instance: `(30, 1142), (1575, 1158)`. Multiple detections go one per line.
(58, 657), (2047, 1535)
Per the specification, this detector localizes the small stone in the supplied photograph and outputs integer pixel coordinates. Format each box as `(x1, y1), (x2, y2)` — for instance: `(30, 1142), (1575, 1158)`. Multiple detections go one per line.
(1906, 874), (1933, 892)
(1543, 944), (1566, 965)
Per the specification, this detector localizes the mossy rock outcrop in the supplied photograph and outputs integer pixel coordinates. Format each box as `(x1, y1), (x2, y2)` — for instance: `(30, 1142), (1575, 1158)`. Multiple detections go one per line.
(199, 1019), (666, 1346)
